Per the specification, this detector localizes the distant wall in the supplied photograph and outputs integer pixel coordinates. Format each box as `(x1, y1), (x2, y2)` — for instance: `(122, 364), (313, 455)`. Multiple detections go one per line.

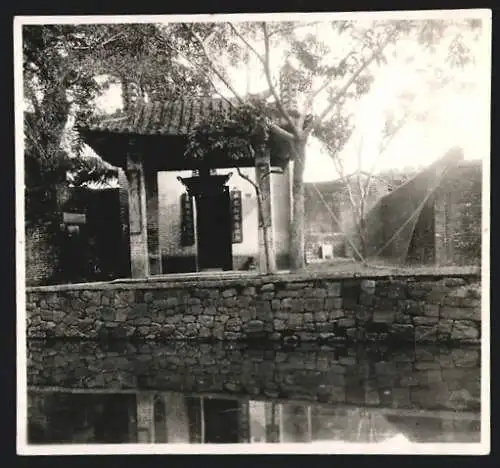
(26, 268), (481, 345)
(303, 174), (406, 262)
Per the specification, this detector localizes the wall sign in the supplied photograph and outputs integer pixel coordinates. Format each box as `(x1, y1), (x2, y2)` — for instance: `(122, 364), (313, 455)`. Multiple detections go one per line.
(128, 170), (142, 234)
(180, 192), (195, 247)
(230, 190), (243, 244)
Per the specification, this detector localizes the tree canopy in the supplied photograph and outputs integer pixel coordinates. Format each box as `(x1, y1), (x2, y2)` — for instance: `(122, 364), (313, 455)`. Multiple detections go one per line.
(22, 15), (488, 269)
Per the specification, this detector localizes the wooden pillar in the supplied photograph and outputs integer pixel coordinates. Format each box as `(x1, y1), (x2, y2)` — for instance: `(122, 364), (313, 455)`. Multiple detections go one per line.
(126, 155), (149, 278)
(255, 148), (277, 274)
(145, 169), (161, 275)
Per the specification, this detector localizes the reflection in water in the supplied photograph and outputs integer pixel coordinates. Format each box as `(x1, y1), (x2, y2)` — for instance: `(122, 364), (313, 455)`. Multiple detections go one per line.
(26, 340), (481, 445)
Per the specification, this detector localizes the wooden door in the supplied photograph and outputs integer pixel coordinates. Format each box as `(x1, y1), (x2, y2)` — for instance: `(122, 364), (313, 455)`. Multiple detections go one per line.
(195, 188), (233, 271)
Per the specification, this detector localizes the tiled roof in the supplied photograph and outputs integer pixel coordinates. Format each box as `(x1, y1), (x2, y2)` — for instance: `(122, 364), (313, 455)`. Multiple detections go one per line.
(78, 97), (234, 136)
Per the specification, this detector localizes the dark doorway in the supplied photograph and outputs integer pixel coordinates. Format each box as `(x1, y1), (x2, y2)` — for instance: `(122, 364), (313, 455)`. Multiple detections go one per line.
(195, 187), (233, 271)
(407, 196), (436, 265)
(203, 398), (240, 443)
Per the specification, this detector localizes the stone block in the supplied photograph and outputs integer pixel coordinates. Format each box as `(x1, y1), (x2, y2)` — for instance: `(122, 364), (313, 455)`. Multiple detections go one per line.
(424, 304), (440, 317)
(276, 290), (298, 298)
(261, 283), (275, 291)
(444, 278), (466, 287)
(314, 311), (328, 323)
(115, 308), (128, 322)
(461, 298), (481, 308)
(390, 388), (411, 408)
(389, 324), (414, 341)
(242, 286), (256, 296)
(261, 292), (275, 300)
(359, 292), (375, 306)
(225, 318), (241, 332)
(222, 288), (237, 298)
(328, 309), (345, 321)
(271, 299), (281, 310)
(101, 307), (116, 322)
(373, 310), (395, 324)
(326, 282), (341, 297)
(360, 279), (376, 293)
(304, 298), (324, 312)
(285, 282), (309, 290)
(273, 319), (286, 331)
(451, 320), (479, 342)
(204, 306), (216, 316)
(325, 297), (343, 309)
(387, 286), (406, 299)
(443, 296), (463, 307)
(199, 315), (214, 328)
(399, 300), (425, 316)
(129, 303), (148, 319)
(338, 318), (355, 328)
(441, 307), (474, 320)
(413, 316), (439, 326)
(244, 320), (265, 334)
(415, 325), (438, 342)
(288, 314), (304, 328)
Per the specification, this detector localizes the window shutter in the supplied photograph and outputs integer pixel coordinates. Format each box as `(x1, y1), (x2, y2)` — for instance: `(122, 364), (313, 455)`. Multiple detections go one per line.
(180, 193), (195, 246)
(230, 190), (243, 244)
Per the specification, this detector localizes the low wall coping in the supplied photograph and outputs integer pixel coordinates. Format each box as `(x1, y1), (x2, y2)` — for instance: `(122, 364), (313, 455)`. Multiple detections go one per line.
(26, 265), (481, 293)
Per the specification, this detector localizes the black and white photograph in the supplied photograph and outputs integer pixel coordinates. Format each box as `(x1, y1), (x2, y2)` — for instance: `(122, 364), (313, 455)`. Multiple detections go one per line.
(15, 10), (491, 455)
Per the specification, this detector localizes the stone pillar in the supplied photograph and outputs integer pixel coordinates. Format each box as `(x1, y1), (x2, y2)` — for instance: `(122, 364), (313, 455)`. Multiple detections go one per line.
(255, 148), (276, 274)
(136, 393), (155, 443)
(145, 169), (161, 275)
(264, 402), (281, 442)
(238, 401), (251, 443)
(164, 392), (190, 443)
(126, 154), (149, 278)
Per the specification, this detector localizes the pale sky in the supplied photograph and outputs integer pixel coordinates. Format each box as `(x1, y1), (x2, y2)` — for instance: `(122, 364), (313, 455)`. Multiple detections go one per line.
(93, 19), (490, 182)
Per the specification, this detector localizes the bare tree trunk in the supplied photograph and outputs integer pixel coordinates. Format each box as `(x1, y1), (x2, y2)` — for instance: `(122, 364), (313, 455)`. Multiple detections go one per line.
(289, 139), (307, 271)
(236, 165), (276, 275)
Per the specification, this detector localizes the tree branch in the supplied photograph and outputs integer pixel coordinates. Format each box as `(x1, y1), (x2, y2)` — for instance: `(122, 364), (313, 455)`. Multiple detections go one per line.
(186, 25), (245, 105)
(361, 109), (410, 200)
(229, 23), (266, 68)
(313, 29), (397, 131)
(261, 22), (300, 137)
(299, 50), (358, 130)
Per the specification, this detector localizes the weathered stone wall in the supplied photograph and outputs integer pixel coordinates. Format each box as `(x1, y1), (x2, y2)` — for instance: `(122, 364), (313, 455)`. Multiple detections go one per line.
(26, 269), (481, 344)
(433, 161), (482, 266)
(27, 340), (480, 412)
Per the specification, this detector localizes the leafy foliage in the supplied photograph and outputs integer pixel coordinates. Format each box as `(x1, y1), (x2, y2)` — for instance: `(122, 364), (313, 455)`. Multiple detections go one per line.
(23, 23), (215, 225)
(185, 99), (276, 163)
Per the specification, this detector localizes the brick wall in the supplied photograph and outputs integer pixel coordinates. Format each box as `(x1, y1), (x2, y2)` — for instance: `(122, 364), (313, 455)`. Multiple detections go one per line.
(25, 182), (130, 286)
(433, 161), (482, 265)
(354, 149), (481, 266)
(25, 223), (60, 287)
